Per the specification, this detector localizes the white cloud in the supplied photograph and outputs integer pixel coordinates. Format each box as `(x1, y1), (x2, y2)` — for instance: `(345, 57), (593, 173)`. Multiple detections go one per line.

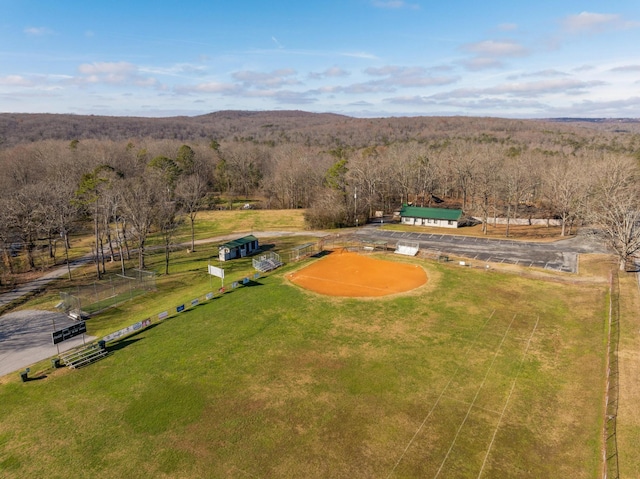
(76, 62), (157, 87)
(341, 51), (378, 60)
(460, 57), (504, 71)
(427, 78), (605, 102)
(460, 39), (529, 71)
(562, 12), (640, 34)
(0, 75), (33, 87)
(23, 27), (54, 36)
(363, 65), (458, 87)
(371, 1), (420, 9)
(232, 69), (298, 89)
(141, 63), (208, 77)
(462, 40), (529, 57)
(509, 69), (570, 80)
(609, 64), (640, 73)
(177, 82), (241, 94)
(308, 67), (350, 80)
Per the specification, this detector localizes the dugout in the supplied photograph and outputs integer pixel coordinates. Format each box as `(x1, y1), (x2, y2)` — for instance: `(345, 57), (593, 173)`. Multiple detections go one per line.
(219, 235), (260, 261)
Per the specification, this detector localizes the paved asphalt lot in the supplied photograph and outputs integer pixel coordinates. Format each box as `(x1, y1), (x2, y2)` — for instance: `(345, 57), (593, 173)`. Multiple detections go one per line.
(0, 310), (95, 377)
(355, 226), (609, 273)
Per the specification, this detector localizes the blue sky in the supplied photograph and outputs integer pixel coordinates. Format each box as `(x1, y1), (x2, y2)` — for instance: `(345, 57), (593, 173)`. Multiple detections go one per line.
(2, 0), (640, 118)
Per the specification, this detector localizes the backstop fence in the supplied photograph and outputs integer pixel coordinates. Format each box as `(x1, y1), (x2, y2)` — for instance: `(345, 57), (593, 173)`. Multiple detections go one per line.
(59, 269), (157, 317)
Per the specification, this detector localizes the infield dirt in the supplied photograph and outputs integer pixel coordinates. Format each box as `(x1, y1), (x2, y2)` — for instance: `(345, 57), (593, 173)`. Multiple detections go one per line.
(286, 251), (427, 297)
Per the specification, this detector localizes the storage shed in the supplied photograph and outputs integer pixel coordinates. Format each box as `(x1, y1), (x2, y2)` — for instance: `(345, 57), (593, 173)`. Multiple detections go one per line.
(399, 205), (463, 229)
(218, 235), (260, 261)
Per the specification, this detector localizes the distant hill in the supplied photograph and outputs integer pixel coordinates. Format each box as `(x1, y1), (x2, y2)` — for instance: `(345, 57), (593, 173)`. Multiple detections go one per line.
(1, 110), (639, 148)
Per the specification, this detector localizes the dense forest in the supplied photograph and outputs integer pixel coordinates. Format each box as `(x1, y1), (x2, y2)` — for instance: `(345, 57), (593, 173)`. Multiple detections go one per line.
(0, 111), (638, 280)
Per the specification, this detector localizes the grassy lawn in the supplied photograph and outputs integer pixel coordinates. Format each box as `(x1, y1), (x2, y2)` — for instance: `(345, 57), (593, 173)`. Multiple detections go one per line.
(0, 246), (609, 478)
(617, 267), (640, 478)
(160, 208), (307, 247)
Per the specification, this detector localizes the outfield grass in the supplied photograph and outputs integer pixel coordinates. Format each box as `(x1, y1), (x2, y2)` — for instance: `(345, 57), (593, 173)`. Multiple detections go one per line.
(0, 248), (608, 478)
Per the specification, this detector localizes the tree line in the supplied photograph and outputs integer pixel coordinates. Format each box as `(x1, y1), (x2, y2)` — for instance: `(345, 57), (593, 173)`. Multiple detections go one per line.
(0, 113), (639, 282)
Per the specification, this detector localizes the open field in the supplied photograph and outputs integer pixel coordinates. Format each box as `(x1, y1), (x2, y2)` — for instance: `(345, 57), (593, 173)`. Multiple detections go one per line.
(0, 245), (609, 478)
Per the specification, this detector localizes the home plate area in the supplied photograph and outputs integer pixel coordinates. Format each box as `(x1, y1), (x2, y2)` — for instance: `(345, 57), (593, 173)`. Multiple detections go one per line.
(286, 251), (427, 297)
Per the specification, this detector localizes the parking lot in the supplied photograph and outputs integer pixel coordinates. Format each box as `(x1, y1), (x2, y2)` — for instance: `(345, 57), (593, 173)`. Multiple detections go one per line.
(355, 227), (608, 273)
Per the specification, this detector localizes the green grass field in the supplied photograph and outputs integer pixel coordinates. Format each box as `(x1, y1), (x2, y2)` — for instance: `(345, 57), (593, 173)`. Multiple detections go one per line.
(0, 245), (609, 478)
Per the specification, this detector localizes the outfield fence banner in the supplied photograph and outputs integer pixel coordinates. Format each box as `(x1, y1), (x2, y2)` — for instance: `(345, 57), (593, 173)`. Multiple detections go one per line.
(102, 319), (151, 343)
(158, 311), (169, 320)
(177, 304), (185, 313)
(208, 264), (224, 279)
(206, 292), (214, 300)
(191, 298), (199, 307)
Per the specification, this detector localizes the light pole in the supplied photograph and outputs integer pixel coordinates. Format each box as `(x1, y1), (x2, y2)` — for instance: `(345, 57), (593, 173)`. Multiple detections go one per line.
(354, 186), (358, 227)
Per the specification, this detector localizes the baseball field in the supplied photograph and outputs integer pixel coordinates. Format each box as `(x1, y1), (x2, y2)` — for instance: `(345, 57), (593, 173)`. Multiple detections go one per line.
(0, 243), (613, 478)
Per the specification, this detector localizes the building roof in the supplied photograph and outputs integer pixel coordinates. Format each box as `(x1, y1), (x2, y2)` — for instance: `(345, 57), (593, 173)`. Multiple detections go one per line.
(400, 205), (463, 221)
(219, 235), (258, 249)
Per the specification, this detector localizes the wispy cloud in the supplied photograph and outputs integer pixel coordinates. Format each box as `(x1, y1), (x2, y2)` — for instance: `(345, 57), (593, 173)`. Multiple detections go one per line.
(462, 39), (529, 57)
(0, 75), (34, 87)
(460, 39), (529, 71)
(508, 69), (570, 80)
(363, 65), (458, 88)
(232, 69), (298, 89)
(562, 12), (640, 34)
(308, 67), (350, 80)
(609, 64), (640, 73)
(428, 78), (605, 101)
(24, 26), (54, 36)
(371, 1), (420, 9)
(177, 81), (241, 95)
(76, 62), (157, 87)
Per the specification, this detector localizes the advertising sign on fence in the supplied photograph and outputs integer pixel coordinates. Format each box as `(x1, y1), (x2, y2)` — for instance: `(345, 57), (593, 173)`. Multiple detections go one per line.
(177, 304), (185, 313)
(52, 322), (87, 345)
(102, 319), (151, 343)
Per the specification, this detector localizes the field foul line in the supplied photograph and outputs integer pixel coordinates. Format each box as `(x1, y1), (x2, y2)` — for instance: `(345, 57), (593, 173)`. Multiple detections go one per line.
(476, 315), (540, 479)
(440, 394), (503, 416)
(433, 313), (518, 479)
(385, 310), (497, 479)
(292, 274), (406, 293)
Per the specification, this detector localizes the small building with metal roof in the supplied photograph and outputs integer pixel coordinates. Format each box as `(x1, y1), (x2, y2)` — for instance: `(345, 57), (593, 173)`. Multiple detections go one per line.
(218, 235), (260, 261)
(399, 205), (463, 229)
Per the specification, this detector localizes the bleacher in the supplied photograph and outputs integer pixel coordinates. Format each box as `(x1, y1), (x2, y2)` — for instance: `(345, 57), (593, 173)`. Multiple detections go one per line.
(394, 241), (420, 256)
(252, 253), (283, 272)
(58, 342), (108, 370)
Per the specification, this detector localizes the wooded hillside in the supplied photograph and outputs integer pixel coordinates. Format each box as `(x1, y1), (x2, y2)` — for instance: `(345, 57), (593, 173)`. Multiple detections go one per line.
(0, 111), (638, 277)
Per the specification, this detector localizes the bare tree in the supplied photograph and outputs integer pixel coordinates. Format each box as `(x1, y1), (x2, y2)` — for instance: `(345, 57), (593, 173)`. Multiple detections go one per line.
(589, 154), (640, 270)
(542, 155), (588, 236)
(471, 147), (502, 234)
(175, 173), (208, 252)
(119, 175), (159, 270)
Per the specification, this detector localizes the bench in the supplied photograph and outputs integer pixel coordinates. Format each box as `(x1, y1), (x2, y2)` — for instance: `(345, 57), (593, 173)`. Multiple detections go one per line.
(59, 342), (108, 369)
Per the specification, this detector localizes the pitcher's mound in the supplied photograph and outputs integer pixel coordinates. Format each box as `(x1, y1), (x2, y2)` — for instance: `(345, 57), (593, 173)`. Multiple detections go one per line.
(286, 251), (427, 297)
